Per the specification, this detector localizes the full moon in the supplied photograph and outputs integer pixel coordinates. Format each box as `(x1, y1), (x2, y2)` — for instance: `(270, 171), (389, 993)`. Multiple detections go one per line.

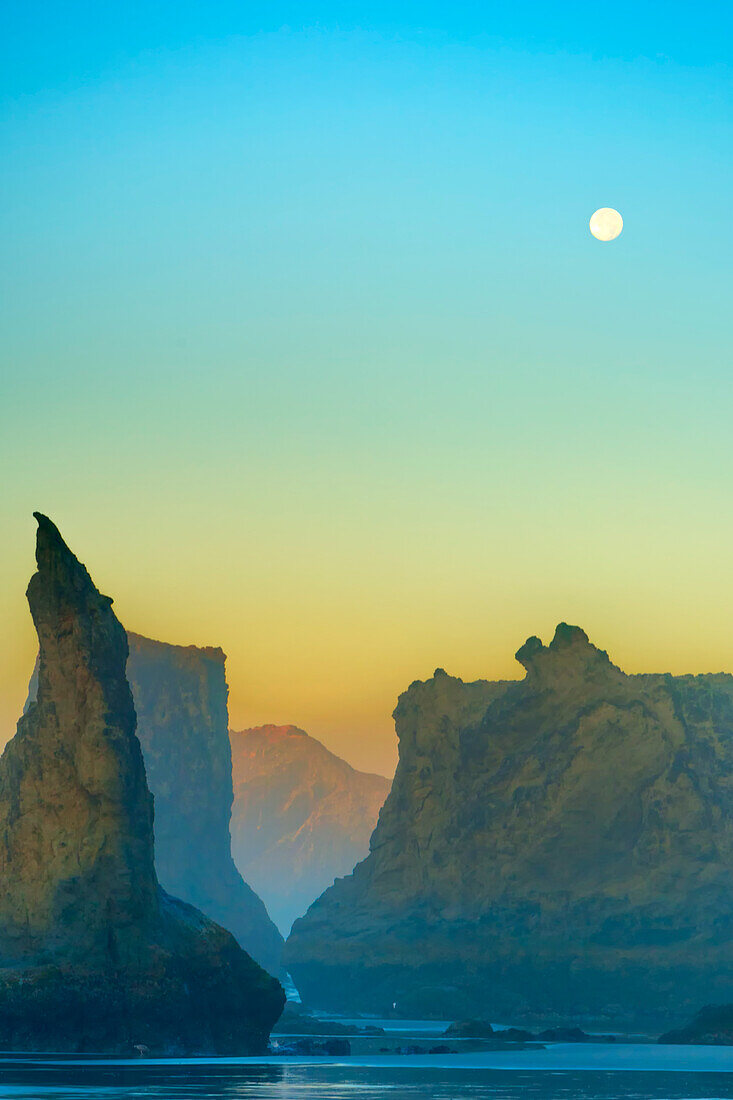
(589, 207), (623, 241)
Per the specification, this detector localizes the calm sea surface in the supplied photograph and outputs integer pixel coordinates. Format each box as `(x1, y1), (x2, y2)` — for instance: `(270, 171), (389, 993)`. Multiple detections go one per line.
(1, 1025), (732, 1100)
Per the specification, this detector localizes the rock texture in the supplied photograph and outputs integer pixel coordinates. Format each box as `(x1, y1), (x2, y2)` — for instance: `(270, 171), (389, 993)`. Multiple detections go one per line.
(659, 1004), (733, 1045)
(229, 725), (390, 933)
(285, 624), (733, 1027)
(0, 514), (284, 1053)
(27, 635), (284, 973)
(126, 636), (283, 973)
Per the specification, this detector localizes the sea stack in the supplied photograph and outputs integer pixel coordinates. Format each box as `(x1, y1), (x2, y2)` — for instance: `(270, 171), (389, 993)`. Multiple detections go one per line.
(229, 724), (391, 934)
(0, 514), (284, 1053)
(126, 634), (284, 973)
(285, 624), (733, 1027)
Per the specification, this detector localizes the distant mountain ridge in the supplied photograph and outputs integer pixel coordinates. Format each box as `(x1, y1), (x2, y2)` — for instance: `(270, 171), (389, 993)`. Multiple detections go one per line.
(229, 725), (391, 934)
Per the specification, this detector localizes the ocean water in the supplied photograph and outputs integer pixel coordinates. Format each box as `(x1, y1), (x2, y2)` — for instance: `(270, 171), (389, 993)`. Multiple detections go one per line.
(1, 1043), (733, 1100)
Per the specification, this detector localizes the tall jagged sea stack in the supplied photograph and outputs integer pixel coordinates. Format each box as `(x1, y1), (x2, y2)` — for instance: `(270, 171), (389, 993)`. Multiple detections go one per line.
(0, 514), (284, 1053)
(286, 624), (733, 1027)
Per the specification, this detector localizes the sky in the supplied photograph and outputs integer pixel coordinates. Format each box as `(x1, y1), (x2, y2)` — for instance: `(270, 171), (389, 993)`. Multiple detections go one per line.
(1, 2), (731, 776)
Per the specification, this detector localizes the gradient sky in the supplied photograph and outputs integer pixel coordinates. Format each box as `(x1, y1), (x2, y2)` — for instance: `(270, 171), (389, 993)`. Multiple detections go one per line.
(1, 2), (732, 775)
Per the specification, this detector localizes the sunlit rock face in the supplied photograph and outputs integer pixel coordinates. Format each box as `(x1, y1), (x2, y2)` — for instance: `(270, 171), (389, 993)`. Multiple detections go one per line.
(229, 725), (391, 934)
(0, 515), (284, 1053)
(285, 624), (733, 1028)
(126, 635), (284, 974)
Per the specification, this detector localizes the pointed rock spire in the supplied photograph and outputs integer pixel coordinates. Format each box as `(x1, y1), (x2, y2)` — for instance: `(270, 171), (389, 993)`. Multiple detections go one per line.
(0, 515), (284, 1053)
(1, 512), (157, 967)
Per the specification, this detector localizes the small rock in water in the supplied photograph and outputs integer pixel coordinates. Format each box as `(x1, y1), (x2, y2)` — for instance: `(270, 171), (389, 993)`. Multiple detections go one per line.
(274, 1037), (351, 1056)
(500, 1028), (535, 1042)
(538, 1027), (590, 1042)
(444, 1019), (494, 1038)
(659, 1004), (733, 1046)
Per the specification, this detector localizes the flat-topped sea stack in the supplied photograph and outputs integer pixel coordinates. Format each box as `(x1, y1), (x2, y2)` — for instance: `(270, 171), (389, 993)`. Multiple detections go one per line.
(0, 515), (284, 1053)
(126, 636), (283, 973)
(229, 725), (391, 933)
(285, 624), (733, 1027)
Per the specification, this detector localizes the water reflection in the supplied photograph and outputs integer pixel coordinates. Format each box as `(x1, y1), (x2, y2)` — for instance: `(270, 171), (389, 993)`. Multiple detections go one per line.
(1, 1059), (733, 1100)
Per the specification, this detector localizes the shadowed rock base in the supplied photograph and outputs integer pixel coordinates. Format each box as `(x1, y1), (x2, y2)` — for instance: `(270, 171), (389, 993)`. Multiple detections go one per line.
(0, 894), (281, 1054)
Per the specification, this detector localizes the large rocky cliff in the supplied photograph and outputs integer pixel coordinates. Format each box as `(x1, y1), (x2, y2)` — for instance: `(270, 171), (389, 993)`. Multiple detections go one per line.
(229, 725), (391, 933)
(126, 635), (283, 974)
(0, 515), (284, 1053)
(285, 624), (733, 1027)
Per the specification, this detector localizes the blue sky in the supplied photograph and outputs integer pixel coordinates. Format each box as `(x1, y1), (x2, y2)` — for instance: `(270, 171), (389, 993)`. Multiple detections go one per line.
(2, 2), (732, 97)
(1, 2), (731, 772)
